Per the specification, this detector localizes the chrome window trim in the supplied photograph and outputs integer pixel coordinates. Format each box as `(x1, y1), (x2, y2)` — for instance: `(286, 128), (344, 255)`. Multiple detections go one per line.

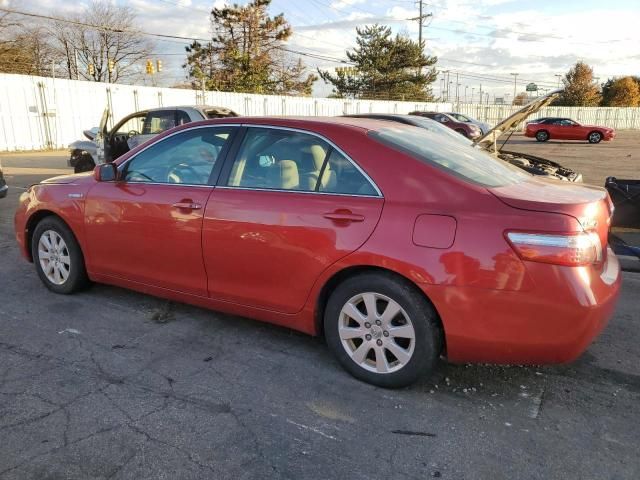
(227, 124), (383, 198)
(215, 185), (382, 199)
(117, 122), (383, 197)
(116, 124), (239, 182)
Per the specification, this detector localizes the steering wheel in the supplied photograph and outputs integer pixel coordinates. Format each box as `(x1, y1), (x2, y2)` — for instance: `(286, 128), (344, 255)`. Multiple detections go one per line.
(126, 170), (154, 182)
(167, 163), (202, 184)
(127, 130), (140, 138)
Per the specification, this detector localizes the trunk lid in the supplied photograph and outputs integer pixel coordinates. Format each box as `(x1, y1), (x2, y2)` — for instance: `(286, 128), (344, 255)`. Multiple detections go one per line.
(490, 176), (612, 252)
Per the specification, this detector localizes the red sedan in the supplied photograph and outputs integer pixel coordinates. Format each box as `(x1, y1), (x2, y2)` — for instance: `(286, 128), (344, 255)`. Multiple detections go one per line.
(15, 117), (621, 388)
(525, 117), (615, 143)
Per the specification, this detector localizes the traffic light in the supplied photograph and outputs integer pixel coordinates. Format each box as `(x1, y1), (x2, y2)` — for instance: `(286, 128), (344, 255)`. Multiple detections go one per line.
(108, 59), (115, 73)
(145, 59), (154, 75)
(88, 64), (95, 76)
(156, 59), (162, 72)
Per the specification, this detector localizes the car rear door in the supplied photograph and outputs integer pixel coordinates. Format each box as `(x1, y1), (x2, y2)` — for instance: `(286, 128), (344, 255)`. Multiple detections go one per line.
(84, 125), (237, 296)
(202, 126), (384, 314)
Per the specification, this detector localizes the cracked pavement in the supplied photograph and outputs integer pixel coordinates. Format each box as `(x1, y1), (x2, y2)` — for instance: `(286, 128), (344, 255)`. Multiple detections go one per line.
(1, 149), (639, 479)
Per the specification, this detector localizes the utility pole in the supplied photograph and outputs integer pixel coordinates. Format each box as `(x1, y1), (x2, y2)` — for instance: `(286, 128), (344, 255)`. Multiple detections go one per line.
(410, 1), (432, 74)
(471, 87), (475, 103)
(464, 85), (468, 103)
(510, 73), (518, 101)
(555, 74), (562, 88)
(479, 84), (482, 104)
(455, 72), (459, 105)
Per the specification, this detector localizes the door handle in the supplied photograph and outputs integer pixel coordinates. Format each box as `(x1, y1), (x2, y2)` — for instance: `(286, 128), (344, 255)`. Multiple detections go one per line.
(323, 211), (365, 223)
(172, 201), (202, 210)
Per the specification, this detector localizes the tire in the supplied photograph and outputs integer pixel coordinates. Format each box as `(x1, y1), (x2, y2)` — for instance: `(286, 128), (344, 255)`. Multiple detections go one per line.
(535, 130), (549, 142)
(588, 131), (602, 144)
(455, 128), (469, 138)
(31, 216), (89, 294)
(73, 155), (95, 173)
(324, 272), (442, 388)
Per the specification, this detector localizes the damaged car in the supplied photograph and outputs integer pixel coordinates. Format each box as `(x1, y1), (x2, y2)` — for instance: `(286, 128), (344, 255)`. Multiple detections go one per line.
(473, 91), (583, 182)
(348, 91), (582, 182)
(66, 106), (239, 173)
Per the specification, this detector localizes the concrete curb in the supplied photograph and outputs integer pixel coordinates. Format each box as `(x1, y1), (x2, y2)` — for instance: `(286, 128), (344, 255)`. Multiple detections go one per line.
(618, 255), (640, 273)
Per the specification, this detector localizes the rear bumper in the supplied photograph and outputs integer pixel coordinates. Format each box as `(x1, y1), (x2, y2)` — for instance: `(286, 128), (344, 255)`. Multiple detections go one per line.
(425, 248), (622, 364)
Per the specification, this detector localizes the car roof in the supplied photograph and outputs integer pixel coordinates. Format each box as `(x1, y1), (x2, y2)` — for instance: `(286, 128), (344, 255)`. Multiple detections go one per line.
(190, 116), (404, 132)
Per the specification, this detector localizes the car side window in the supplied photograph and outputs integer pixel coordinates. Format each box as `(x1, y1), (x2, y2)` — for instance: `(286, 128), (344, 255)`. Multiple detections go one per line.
(435, 114), (448, 123)
(226, 128), (332, 192)
(225, 127), (378, 196)
(176, 110), (191, 126)
(115, 114), (146, 136)
(123, 127), (233, 185)
(142, 110), (177, 135)
(318, 149), (378, 196)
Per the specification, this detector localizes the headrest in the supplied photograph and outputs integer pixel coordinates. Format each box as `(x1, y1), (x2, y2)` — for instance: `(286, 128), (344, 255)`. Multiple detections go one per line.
(278, 160), (299, 190)
(309, 144), (328, 170)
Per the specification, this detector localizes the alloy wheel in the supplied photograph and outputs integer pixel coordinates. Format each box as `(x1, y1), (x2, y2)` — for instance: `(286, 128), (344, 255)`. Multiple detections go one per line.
(38, 230), (71, 285)
(338, 292), (415, 374)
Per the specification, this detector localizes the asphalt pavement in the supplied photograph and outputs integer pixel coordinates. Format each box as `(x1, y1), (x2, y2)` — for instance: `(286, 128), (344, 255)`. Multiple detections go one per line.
(0, 148), (639, 480)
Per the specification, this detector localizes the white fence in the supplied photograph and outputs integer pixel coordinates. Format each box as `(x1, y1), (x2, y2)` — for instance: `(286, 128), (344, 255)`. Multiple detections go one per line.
(1, 73), (639, 151)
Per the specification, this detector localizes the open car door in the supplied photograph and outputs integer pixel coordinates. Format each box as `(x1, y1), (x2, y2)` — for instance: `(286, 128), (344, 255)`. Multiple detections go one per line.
(95, 107), (110, 164)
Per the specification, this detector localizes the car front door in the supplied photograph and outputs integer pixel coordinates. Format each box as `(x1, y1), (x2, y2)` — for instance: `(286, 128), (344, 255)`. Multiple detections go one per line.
(202, 126), (384, 314)
(84, 126), (237, 296)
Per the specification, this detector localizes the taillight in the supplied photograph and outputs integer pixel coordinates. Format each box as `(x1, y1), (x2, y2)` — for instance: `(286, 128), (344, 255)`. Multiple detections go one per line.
(506, 231), (602, 267)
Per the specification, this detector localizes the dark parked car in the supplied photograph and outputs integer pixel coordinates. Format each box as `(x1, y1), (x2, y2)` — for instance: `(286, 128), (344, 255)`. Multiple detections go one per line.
(605, 177), (640, 259)
(446, 112), (491, 134)
(70, 106), (239, 173)
(344, 113), (472, 146)
(409, 111), (482, 139)
(0, 159), (7, 198)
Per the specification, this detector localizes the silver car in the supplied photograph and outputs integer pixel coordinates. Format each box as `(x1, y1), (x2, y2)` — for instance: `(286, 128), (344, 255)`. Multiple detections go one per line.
(70, 105), (238, 172)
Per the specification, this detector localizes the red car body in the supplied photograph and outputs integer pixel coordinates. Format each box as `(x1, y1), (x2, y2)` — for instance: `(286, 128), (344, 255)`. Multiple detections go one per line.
(525, 118), (615, 143)
(15, 117), (620, 368)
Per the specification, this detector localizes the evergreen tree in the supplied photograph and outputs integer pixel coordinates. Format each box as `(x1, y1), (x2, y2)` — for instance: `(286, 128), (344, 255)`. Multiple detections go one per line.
(318, 24), (438, 101)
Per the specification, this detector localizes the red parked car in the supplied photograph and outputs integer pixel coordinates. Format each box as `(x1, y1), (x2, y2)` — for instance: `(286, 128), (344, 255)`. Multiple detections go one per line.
(525, 117), (615, 143)
(409, 111), (482, 139)
(15, 117), (621, 387)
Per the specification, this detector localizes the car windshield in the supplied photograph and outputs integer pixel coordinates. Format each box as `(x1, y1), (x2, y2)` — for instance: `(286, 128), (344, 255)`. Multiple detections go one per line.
(449, 113), (470, 122)
(369, 126), (529, 188)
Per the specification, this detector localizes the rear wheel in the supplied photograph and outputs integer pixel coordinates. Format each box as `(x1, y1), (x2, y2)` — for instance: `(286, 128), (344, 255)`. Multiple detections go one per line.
(588, 131), (602, 144)
(324, 273), (442, 388)
(536, 130), (549, 142)
(32, 216), (89, 294)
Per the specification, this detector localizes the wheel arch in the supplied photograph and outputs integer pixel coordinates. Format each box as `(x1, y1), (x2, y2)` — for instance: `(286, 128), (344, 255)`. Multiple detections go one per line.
(25, 210), (71, 262)
(314, 265), (447, 353)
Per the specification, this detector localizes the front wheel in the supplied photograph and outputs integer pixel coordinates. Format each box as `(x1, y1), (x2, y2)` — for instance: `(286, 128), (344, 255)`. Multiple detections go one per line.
(536, 130), (549, 142)
(455, 128), (469, 138)
(588, 131), (602, 144)
(32, 216), (89, 294)
(324, 273), (442, 388)
(74, 154), (95, 173)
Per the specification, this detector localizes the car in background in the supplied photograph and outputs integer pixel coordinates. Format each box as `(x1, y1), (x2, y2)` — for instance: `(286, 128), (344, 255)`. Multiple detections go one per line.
(68, 105), (239, 172)
(446, 112), (491, 134)
(349, 96), (582, 183)
(525, 117), (615, 143)
(0, 159), (7, 198)
(344, 113), (472, 146)
(16, 115), (620, 388)
(408, 111), (482, 139)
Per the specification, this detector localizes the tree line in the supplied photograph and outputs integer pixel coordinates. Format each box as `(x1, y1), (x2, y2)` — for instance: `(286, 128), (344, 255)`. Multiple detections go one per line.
(1, 0), (638, 106)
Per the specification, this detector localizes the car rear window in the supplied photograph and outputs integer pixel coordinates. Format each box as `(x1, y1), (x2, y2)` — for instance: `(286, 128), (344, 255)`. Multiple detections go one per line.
(369, 126), (529, 188)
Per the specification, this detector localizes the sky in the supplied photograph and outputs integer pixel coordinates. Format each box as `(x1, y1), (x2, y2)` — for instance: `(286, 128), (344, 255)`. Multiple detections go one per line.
(6, 0), (640, 99)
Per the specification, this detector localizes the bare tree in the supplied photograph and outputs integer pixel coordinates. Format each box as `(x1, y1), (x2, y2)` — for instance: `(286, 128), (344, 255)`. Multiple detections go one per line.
(51, 1), (152, 83)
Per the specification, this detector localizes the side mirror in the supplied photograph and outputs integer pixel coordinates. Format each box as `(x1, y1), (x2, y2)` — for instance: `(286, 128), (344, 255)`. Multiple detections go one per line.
(94, 163), (117, 182)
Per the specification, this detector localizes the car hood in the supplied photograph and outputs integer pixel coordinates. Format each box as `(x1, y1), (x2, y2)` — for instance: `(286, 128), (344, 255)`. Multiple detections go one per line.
(474, 90), (562, 152)
(40, 172), (94, 185)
